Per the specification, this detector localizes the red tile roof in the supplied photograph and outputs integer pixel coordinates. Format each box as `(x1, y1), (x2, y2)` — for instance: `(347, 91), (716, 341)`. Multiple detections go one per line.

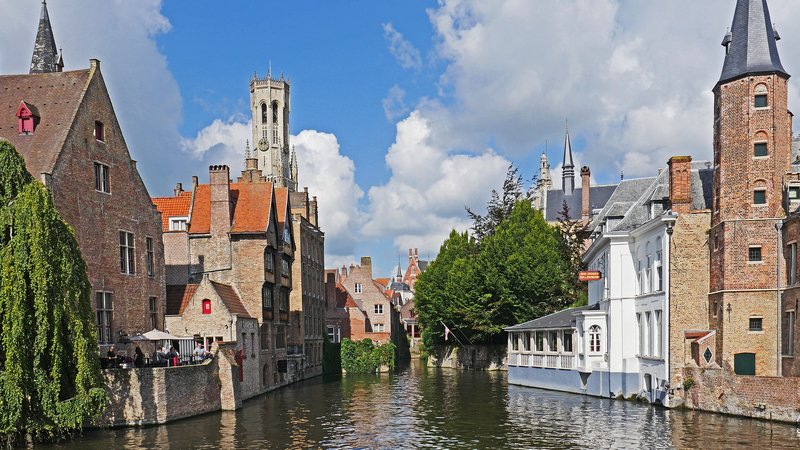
(211, 281), (251, 318)
(153, 192), (192, 232)
(166, 284), (199, 316)
(188, 182), (274, 235)
(375, 277), (390, 287)
(274, 187), (289, 230)
(0, 69), (92, 176)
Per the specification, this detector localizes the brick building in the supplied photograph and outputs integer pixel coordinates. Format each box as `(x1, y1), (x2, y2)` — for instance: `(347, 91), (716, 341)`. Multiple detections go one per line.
(288, 188), (325, 378)
(708, 0), (792, 377)
(0, 3), (165, 351)
(155, 157), (299, 396)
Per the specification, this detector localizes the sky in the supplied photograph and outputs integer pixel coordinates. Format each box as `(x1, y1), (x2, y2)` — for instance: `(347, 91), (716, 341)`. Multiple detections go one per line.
(2, 0), (800, 277)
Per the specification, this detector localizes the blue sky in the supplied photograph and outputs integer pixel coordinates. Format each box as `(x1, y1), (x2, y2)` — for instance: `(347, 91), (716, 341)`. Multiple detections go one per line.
(2, 1), (800, 277)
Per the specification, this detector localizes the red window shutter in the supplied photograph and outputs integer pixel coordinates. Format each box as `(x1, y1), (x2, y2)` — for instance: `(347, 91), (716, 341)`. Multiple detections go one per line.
(202, 299), (211, 315)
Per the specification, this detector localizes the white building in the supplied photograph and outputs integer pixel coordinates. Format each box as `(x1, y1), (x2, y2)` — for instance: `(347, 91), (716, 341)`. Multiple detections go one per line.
(507, 159), (713, 406)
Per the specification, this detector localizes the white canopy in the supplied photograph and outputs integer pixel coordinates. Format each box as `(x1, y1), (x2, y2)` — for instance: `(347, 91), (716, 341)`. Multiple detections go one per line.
(136, 329), (185, 341)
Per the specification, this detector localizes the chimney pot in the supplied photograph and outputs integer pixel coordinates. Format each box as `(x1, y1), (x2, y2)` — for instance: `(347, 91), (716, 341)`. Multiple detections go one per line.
(581, 166), (591, 225)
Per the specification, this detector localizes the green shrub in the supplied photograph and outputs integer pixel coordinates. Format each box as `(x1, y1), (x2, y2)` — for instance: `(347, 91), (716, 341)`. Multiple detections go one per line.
(340, 338), (396, 373)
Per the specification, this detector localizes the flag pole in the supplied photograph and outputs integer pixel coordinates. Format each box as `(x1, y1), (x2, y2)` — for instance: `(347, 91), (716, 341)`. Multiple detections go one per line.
(440, 320), (465, 347)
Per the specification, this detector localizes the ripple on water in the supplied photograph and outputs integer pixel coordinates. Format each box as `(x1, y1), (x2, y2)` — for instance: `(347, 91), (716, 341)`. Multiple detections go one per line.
(44, 361), (800, 449)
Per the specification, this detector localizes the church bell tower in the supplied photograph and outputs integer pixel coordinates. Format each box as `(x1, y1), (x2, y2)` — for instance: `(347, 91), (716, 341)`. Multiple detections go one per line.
(250, 68), (297, 191)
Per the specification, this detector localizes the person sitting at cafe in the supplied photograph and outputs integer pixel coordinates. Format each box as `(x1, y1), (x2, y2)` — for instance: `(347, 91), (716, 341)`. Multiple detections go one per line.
(134, 346), (145, 368)
(166, 346), (179, 366)
(193, 343), (206, 361)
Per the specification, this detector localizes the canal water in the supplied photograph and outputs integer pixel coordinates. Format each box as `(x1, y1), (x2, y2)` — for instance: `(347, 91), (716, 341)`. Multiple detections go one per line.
(53, 360), (800, 449)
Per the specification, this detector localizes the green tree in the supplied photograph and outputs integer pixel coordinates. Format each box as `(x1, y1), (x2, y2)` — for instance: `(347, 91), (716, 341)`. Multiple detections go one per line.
(556, 201), (588, 307)
(478, 200), (571, 338)
(0, 141), (106, 445)
(466, 165), (530, 242)
(414, 230), (480, 349)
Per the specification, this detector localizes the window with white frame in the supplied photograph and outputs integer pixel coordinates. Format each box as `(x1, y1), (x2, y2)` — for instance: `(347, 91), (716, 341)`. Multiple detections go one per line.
(655, 310), (662, 358)
(637, 260), (643, 295)
(354, 283), (363, 294)
(94, 162), (110, 193)
(169, 217), (188, 231)
(327, 325), (340, 343)
(512, 333), (519, 351)
(535, 331), (544, 352)
(646, 311), (653, 356)
(655, 237), (663, 292)
(562, 330), (573, 353)
(374, 304), (384, 314)
(146, 237), (155, 277)
(523, 332), (531, 351)
(646, 242), (652, 293)
(96, 292), (113, 344)
(548, 331), (558, 352)
(374, 323), (385, 332)
(589, 325), (601, 353)
(119, 231), (135, 275)
(638, 313), (644, 355)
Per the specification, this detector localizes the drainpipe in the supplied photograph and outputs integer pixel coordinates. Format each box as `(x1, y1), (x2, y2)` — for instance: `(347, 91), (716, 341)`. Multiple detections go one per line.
(665, 221), (674, 404)
(776, 221), (783, 377)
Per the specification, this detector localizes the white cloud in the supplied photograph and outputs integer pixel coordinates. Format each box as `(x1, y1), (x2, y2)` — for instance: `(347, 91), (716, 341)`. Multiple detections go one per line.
(292, 130), (364, 260)
(362, 112), (509, 255)
(0, 0), (185, 195)
(382, 85), (409, 122)
(179, 117), (250, 174)
(383, 23), (423, 71)
(421, 0), (800, 181)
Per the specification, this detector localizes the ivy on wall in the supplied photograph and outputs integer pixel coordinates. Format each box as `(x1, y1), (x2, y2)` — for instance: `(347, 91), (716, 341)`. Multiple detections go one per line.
(0, 141), (107, 445)
(340, 338), (396, 374)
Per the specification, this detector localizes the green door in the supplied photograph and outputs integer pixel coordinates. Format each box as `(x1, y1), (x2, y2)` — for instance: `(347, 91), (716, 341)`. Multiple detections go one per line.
(734, 353), (756, 376)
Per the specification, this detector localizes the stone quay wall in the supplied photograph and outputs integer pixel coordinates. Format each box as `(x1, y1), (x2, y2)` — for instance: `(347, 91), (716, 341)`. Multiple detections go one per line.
(427, 345), (507, 371)
(680, 365), (800, 424)
(100, 342), (240, 427)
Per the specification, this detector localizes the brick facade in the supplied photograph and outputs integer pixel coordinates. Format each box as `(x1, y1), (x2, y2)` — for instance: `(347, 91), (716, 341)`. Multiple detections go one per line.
(0, 61), (166, 351)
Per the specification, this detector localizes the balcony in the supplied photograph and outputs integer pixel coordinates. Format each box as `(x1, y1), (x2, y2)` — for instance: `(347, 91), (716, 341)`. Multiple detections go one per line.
(508, 352), (575, 370)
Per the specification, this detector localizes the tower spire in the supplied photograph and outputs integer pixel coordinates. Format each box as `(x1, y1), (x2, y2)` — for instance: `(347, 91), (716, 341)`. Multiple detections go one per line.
(718, 0), (789, 85)
(290, 145), (298, 190)
(562, 120), (575, 195)
(30, 0), (62, 74)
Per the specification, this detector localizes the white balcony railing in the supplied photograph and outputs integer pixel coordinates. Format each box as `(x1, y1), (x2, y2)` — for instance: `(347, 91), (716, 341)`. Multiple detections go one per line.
(508, 352), (575, 370)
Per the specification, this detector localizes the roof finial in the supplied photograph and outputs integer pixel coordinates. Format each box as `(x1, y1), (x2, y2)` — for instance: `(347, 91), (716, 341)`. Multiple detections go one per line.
(245, 140), (251, 159)
(268, 60), (272, 79)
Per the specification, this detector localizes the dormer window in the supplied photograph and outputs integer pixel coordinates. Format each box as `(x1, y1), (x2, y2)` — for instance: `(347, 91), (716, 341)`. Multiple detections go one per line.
(94, 121), (105, 141)
(16, 101), (39, 135)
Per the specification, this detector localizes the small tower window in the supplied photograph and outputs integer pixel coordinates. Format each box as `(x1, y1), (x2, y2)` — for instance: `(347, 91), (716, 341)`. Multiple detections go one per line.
(202, 299), (212, 315)
(754, 84), (768, 108)
(272, 101), (279, 124)
(749, 246), (762, 262)
(753, 189), (767, 205)
(94, 121), (105, 141)
(754, 142), (768, 157)
(261, 103), (268, 124)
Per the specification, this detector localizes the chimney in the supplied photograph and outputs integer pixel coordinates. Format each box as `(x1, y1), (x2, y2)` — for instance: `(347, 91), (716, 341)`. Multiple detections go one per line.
(209, 165), (232, 237)
(668, 156), (693, 214)
(311, 196), (318, 227)
(360, 256), (372, 278)
(580, 166), (591, 225)
(192, 175), (199, 188)
(174, 182), (183, 197)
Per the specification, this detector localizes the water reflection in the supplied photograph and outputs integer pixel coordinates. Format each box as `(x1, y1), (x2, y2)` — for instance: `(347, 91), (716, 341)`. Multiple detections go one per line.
(49, 360), (800, 449)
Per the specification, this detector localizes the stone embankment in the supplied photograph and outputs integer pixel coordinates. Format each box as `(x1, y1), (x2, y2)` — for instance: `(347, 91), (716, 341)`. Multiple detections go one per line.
(427, 345), (507, 371)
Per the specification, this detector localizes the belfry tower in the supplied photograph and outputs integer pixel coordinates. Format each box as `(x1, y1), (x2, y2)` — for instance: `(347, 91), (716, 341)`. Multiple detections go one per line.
(250, 69), (297, 191)
(709, 0), (792, 377)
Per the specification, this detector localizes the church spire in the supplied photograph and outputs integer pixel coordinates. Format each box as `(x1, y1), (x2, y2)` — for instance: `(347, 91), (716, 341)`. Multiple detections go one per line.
(290, 145), (298, 189)
(562, 121), (575, 195)
(30, 1), (62, 74)
(718, 0), (789, 85)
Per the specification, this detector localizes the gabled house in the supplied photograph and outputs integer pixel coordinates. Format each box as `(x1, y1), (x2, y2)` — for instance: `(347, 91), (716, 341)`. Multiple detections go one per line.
(0, 2), (165, 351)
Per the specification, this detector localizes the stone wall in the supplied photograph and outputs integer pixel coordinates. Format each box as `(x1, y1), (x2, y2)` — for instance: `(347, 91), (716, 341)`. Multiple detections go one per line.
(101, 342), (239, 427)
(680, 365), (800, 424)
(427, 345), (507, 371)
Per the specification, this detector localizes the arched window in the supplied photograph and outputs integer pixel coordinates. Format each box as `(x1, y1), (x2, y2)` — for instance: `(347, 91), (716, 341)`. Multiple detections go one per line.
(589, 325), (601, 353)
(202, 299), (211, 315)
(261, 103), (268, 124)
(272, 101), (279, 123)
(655, 237), (663, 291)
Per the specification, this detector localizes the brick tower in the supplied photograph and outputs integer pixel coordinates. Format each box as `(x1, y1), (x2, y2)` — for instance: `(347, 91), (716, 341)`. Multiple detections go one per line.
(709, 0), (792, 376)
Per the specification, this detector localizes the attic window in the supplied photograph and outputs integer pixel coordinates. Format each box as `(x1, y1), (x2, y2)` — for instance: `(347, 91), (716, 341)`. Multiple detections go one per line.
(94, 121), (105, 141)
(16, 101), (39, 134)
(202, 299), (211, 315)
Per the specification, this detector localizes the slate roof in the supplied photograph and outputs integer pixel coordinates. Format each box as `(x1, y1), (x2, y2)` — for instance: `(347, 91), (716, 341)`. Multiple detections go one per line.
(166, 284), (199, 316)
(152, 192), (192, 232)
(0, 69), (91, 176)
(545, 185), (617, 222)
(210, 281), (251, 319)
(188, 182), (274, 235)
(505, 304), (600, 331)
(30, 1), (60, 74)
(588, 162), (714, 234)
(718, 0), (789, 85)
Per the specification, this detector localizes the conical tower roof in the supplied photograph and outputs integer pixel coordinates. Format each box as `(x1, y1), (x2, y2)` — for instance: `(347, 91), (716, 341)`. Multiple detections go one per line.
(30, 1), (61, 74)
(718, 0), (788, 85)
